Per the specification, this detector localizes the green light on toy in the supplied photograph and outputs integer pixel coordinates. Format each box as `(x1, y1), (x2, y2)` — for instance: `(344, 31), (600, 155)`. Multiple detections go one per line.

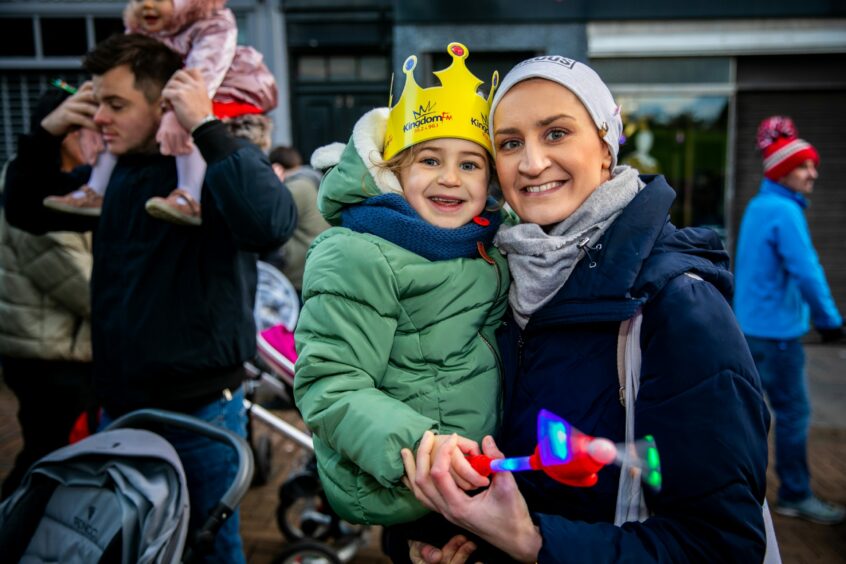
(641, 434), (662, 492)
(646, 470), (662, 489)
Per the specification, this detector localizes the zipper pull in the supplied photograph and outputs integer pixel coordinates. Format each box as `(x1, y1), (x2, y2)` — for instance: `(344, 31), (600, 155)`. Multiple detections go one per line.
(477, 241), (495, 265)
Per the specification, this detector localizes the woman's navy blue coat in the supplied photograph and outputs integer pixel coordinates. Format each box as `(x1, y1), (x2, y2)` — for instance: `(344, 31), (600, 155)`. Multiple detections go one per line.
(496, 176), (770, 562)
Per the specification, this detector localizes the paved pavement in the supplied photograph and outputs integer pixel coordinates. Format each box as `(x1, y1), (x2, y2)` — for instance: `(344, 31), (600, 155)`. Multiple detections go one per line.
(2, 342), (845, 563)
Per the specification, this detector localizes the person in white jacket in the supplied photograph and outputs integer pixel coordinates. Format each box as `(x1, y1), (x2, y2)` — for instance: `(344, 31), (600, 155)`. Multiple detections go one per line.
(0, 90), (96, 499)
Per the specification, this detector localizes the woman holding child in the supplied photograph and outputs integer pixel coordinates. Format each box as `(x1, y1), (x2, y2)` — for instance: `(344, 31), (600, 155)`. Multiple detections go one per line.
(403, 56), (771, 563)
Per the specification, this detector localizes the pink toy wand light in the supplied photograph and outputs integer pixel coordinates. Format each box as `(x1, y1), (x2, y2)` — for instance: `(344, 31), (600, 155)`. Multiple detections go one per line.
(466, 409), (662, 491)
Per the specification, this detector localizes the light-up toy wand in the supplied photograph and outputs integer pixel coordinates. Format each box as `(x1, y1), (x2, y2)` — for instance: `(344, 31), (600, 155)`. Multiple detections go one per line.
(466, 409), (662, 491)
(51, 79), (77, 95)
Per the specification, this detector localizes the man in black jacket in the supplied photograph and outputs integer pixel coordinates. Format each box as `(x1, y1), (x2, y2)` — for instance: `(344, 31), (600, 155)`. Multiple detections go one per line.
(4, 34), (296, 562)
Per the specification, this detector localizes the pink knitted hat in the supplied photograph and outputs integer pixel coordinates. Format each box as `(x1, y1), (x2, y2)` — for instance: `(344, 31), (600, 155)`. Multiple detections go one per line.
(756, 116), (819, 181)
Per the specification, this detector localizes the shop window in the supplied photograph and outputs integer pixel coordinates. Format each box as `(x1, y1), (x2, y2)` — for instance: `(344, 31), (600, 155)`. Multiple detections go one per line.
(328, 56), (356, 80)
(616, 93), (729, 233)
(591, 57), (732, 232)
(296, 55), (388, 83)
(359, 56), (388, 81)
(298, 56), (328, 81)
(41, 18), (88, 57)
(0, 18), (36, 57)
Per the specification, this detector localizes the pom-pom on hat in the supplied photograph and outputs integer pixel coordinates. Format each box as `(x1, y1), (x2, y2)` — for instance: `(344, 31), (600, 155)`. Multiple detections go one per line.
(383, 42), (499, 160)
(756, 116), (819, 181)
(489, 55), (623, 169)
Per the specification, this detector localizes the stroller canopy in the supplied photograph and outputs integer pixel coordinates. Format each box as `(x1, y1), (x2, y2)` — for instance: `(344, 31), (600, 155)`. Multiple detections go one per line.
(0, 428), (189, 564)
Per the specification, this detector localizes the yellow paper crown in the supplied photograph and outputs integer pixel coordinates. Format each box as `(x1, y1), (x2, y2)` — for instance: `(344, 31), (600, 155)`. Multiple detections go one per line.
(383, 42), (499, 160)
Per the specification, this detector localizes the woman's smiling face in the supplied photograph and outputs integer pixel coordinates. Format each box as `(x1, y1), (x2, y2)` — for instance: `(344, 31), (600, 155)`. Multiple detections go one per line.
(493, 79), (613, 228)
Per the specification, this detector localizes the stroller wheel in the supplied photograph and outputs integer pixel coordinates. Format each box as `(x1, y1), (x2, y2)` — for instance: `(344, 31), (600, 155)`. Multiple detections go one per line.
(273, 540), (341, 564)
(277, 473), (334, 541)
(251, 434), (273, 487)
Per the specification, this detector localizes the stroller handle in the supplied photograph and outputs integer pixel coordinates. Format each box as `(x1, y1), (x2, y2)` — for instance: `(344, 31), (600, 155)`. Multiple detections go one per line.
(105, 408), (255, 516)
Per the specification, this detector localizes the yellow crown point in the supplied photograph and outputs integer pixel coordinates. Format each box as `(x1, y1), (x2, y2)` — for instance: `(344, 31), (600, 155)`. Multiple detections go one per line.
(383, 42), (498, 160)
(433, 43), (481, 99)
(389, 55), (419, 110)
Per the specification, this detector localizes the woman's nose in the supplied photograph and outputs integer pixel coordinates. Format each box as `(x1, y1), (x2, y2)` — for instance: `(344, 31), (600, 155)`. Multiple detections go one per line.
(518, 142), (549, 176)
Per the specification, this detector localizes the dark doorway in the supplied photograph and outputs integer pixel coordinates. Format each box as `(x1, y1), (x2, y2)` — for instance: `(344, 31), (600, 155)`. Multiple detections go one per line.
(291, 54), (389, 160)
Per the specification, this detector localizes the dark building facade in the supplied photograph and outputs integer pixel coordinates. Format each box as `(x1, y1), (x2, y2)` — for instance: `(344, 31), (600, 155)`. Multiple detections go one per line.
(2, 0), (844, 312)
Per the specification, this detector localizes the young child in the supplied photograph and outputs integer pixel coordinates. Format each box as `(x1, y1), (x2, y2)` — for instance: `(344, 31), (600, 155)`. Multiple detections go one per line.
(293, 42), (510, 559)
(43, 0), (277, 226)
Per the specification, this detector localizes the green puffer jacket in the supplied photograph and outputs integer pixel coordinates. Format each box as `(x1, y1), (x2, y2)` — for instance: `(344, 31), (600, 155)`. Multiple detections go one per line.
(294, 108), (510, 525)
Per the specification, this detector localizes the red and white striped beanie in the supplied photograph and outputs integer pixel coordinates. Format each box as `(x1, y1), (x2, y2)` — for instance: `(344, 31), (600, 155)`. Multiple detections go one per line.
(756, 116), (819, 181)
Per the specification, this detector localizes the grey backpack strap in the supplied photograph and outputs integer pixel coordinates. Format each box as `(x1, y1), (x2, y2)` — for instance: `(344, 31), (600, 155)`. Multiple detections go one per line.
(763, 499), (782, 563)
(615, 310), (648, 526)
(616, 317), (631, 407)
(614, 277), (783, 563)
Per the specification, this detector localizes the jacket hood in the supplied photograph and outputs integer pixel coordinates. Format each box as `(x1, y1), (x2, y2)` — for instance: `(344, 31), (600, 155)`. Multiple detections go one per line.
(311, 108), (403, 226)
(124, 0), (227, 34)
(634, 220), (731, 302)
(532, 175), (731, 325)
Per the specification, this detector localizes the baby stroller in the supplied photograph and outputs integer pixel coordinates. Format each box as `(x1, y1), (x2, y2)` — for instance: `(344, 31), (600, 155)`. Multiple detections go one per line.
(244, 261), (368, 563)
(248, 260), (300, 408)
(0, 408), (254, 563)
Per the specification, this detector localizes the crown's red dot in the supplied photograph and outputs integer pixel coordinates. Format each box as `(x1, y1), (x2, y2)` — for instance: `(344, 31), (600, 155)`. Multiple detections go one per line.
(473, 216), (490, 227)
(451, 45), (465, 56)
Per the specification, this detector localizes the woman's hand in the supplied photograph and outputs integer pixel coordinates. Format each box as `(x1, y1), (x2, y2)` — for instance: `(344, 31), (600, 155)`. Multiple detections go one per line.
(404, 432), (543, 563)
(409, 535), (478, 564)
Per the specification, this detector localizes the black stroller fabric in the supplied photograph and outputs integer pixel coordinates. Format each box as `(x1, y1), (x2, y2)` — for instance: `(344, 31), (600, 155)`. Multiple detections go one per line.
(0, 429), (189, 563)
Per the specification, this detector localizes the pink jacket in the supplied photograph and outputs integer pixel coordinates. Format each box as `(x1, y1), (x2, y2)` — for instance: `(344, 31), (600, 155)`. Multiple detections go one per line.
(124, 0), (277, 112)
(80, 0), (277, 161)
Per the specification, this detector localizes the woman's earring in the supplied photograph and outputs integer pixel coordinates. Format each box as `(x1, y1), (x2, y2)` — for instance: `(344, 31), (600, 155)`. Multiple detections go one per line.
(598, 122), (609, 139)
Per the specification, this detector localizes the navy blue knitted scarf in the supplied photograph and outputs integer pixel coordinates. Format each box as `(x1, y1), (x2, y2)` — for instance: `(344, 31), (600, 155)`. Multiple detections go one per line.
(341, 193), (502, 261)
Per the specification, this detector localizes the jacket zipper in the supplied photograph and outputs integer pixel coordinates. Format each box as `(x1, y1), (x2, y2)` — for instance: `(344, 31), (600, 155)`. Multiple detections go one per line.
(478, 331), (503, 380)
(478, 242), (505, 415)
(517, 332), (524, 374)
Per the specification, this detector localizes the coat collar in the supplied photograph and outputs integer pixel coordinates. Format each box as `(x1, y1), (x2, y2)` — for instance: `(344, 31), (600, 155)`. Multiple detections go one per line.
(759, 177), (808, 209)
(526, 175), (730, 328)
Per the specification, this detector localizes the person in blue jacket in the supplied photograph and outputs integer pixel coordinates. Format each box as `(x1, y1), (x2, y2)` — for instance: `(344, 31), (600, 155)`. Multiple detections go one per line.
(402, 56), (771, 563)
(3, 34), (297, 562)
(734, 116), (844, 526)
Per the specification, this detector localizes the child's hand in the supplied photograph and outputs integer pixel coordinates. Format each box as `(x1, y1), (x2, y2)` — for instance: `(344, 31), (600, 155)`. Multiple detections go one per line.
(410, 535), (479, 564)
(430, 433), (489, 491)
(402, 431), (489, 503)
(156, 111), (192, 156)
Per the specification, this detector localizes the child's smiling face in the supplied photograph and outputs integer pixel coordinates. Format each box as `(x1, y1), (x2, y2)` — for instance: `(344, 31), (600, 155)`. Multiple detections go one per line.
(131, 0), (175, 33)
(398, 138), (490, 229)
